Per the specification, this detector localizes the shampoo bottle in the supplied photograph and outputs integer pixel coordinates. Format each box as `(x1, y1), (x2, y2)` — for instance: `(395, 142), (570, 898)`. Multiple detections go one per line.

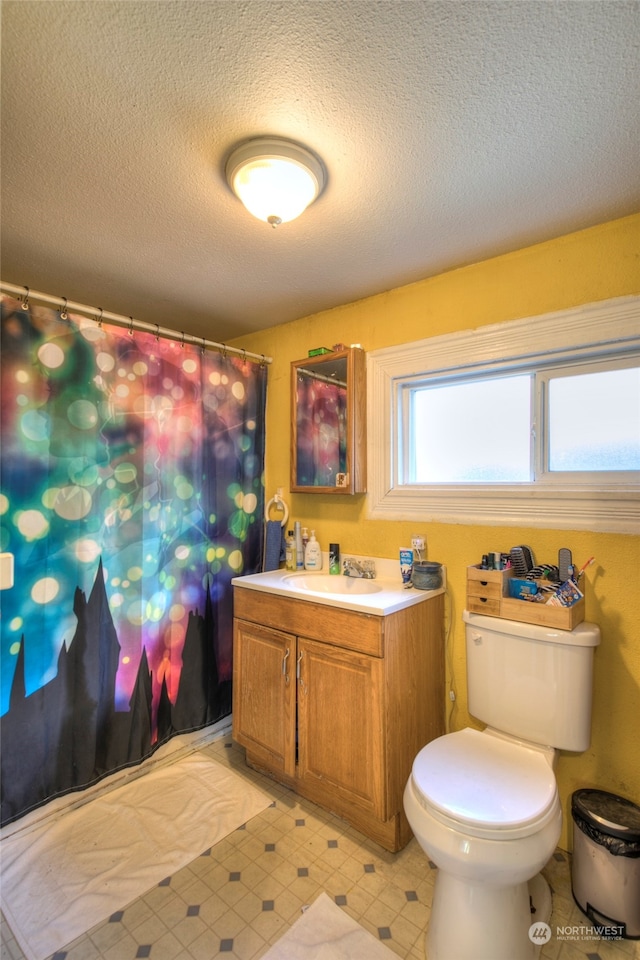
(304, 531), (323, 570)
(285, 530), (295, 571)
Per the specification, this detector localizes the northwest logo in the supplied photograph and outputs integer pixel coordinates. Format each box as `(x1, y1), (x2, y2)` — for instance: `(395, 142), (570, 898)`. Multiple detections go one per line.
(528, 922), (552, 944)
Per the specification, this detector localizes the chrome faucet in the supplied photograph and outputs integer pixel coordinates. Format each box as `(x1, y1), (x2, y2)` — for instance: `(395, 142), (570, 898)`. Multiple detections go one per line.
(343, 557), (376, 579)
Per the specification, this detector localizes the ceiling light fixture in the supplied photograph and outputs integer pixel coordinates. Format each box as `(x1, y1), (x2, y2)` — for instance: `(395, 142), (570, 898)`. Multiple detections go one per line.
(225, 137), (326, 228)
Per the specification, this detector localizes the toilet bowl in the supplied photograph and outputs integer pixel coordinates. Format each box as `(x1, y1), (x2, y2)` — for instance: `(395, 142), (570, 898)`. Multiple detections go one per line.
(404, 727), (562, 960)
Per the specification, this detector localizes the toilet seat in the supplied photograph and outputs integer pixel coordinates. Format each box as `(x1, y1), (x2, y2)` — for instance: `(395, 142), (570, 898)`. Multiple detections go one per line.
(411, 727), (559, 840)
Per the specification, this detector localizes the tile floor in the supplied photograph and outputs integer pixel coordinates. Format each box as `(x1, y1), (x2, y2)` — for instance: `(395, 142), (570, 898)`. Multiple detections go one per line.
(1, 736), (638, 960)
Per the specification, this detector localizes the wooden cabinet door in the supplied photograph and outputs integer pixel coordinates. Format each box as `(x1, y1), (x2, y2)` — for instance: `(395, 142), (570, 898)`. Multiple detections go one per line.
(232, 620), (296, 777)
(296, 637), (386, 819)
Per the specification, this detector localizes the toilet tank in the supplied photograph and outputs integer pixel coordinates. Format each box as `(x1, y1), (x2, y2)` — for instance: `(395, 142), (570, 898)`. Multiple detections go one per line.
(463, 610), (600, 751)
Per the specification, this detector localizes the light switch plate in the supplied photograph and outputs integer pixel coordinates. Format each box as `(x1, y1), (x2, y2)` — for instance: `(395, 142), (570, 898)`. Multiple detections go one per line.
(0, 553), (15, 590)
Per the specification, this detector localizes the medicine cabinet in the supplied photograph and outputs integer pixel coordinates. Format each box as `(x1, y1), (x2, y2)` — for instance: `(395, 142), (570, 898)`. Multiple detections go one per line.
(290, 346), (366, 494)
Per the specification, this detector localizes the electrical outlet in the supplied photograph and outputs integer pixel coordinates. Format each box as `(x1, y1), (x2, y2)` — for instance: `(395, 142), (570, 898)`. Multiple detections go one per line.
(411, 536), (425, 552)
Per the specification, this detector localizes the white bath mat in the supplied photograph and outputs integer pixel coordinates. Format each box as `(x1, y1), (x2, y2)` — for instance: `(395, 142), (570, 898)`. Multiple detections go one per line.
(0, 750), (271, 960)
(260, 892), (399, 960)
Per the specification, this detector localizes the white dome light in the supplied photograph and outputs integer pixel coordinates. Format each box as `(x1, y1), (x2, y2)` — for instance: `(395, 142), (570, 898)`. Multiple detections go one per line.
(225, 137), (326, 227)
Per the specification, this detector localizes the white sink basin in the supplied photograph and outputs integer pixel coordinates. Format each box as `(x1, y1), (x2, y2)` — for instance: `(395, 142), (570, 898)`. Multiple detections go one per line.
(232, 561), (444, 616)
(282, 574), (383, 595)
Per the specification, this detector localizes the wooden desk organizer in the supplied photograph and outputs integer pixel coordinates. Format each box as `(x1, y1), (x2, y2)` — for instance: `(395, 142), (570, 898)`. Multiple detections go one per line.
(466, 565), (585, 630)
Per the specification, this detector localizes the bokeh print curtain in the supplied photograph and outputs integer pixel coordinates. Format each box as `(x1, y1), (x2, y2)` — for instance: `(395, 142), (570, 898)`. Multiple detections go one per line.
(0, 297), (267, 826)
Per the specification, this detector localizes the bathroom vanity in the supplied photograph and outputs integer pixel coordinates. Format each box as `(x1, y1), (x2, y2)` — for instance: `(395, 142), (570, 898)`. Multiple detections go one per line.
(231, 565), (445, 851)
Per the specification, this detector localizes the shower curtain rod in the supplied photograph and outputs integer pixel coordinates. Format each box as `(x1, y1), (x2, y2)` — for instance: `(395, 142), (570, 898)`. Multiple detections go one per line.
(0, 282), (272, 365)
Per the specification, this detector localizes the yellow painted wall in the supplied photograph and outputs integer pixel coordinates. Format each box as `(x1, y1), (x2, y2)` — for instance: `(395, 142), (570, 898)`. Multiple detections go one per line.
(232, 214), (640, 849)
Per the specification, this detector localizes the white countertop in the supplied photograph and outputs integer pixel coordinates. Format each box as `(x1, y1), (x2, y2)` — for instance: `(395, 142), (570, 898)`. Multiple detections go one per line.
(232, 557), (445, 616)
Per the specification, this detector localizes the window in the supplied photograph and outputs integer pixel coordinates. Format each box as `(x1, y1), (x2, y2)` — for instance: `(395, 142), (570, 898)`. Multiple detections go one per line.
(368, 297), (640, 532)
(406, 373), (532, 483)
(544, 363), (639, 475)
(404, 360), (639, 484)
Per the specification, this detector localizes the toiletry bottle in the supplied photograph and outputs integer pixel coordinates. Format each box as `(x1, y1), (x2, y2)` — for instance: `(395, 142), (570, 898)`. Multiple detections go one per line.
(301, 526), (309, 554)
(285, 530), (295, 571)
(304, 531), (322, 570)
(329, 543), (340, 575)
(294, 521), (304, 570)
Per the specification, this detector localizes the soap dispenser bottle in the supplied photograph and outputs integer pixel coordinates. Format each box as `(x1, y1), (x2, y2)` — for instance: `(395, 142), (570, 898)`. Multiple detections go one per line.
(304, 530), (323, 570)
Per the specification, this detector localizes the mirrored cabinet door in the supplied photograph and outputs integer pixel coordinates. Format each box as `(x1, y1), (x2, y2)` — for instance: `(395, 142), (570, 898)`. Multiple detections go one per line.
(290, 347), (366, 494)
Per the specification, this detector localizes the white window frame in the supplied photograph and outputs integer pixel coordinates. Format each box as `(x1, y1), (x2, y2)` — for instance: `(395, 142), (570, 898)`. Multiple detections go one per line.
(367, 296), (640, 533)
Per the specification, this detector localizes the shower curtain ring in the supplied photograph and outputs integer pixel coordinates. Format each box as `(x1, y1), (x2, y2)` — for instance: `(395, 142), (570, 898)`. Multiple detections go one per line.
(60, 297), (68, 320)
(21, 286), (29, 310)
(221, 343), (227, 359)
(96, 307), (104, 327)
(180, 331), (185, 348)
(128, 317), (134, 336)
(155, 324), (160, 341)
(201, 337), (206, 355)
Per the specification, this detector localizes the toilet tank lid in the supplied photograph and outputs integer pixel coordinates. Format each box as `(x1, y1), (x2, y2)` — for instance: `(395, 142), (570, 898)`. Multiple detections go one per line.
(463, 610), (600, 647)
(412, 728), (558, 831)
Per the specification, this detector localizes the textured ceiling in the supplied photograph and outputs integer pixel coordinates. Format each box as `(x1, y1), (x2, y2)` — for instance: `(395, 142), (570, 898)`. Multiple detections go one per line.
(2, 1), (639, 343)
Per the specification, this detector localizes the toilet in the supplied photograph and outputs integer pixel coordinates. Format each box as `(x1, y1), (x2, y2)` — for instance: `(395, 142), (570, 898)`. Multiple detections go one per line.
(404, 609), (600, 960)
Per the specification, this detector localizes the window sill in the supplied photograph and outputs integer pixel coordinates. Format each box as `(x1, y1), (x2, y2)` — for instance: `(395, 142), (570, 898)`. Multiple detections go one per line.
(367, 482), (639, 533)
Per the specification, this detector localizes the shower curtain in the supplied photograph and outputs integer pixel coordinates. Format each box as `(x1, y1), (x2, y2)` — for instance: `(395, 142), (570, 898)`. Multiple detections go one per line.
(0, 297), (267, 826)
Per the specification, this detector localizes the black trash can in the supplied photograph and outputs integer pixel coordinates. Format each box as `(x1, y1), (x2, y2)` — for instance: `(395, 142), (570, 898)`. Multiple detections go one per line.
(571, 789), (640, 939)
